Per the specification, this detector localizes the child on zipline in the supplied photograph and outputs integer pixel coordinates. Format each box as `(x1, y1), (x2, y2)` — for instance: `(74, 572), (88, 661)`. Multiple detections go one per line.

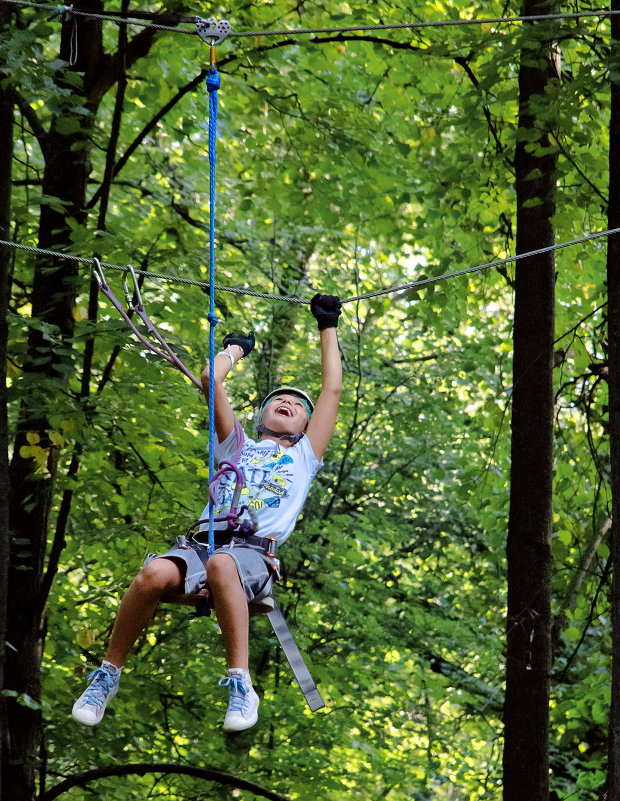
(72, 294), (342, 732)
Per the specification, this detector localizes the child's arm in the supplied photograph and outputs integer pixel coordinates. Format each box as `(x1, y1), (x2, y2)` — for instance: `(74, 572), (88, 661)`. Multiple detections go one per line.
(305, 295), (343, 460)
(201, 332), (255, 442)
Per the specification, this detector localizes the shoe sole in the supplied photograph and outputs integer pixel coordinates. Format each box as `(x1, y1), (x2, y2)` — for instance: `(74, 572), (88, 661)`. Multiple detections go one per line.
(71, 687), (118, 726)
(223, 692), (259, 732)
(223, 712), (259, 732)
(71, 708), (102, 726)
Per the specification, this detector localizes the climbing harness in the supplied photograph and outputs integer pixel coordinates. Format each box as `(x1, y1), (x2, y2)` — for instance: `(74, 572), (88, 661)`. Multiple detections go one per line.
(179, 435), (326, 713)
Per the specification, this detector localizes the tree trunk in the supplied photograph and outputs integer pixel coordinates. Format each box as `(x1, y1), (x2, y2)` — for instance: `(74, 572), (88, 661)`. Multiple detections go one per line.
(3, 3), (162, 794)
(607, 0), (620, 794)
(4, 7), (105, 800)
(0, 4), (15, 795)
(503, 3), (558, 800)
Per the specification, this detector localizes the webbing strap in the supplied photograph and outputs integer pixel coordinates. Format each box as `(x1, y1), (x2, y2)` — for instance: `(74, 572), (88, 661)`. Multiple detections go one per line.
(267, 600), (325, 712)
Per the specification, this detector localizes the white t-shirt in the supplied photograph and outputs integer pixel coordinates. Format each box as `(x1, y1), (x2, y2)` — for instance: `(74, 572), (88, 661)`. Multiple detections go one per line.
(198, 425), (322, 544)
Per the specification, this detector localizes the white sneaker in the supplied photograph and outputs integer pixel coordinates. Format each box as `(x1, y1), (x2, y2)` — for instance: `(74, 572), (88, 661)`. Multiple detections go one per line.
(72, 661), (121, 726)
(219, 669), (259, 732)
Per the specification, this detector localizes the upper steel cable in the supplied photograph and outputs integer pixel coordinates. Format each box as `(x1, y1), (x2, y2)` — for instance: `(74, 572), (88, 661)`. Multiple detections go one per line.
(2, 0), (620, 38)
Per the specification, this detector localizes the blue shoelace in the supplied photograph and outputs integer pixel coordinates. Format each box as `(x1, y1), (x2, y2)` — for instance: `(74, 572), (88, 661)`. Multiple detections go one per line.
(81, 668), (116, 709)
(219, 675), (251, 713)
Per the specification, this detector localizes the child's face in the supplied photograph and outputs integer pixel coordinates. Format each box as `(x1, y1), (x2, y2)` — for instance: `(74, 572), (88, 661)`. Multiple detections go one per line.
(261, 393), (309, 434)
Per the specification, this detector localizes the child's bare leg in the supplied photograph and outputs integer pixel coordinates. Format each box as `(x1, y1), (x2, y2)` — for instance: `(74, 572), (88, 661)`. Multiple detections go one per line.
(207, 553), (249, 671)
(105, 558), (184, 668)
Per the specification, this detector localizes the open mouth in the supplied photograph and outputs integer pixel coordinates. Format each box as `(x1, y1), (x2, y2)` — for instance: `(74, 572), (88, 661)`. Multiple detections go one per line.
(275, 406), (292, 417)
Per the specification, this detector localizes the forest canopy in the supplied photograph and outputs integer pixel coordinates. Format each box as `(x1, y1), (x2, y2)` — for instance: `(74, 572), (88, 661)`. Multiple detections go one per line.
(1, 0), (617, 799)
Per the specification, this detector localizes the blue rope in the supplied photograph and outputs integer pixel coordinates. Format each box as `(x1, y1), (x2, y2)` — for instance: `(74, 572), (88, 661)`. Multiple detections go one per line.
(206, 66), (221, 557)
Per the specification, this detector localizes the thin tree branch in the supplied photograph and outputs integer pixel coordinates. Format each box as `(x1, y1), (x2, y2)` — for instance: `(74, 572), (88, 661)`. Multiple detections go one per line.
(555, 136), (608, 204)
(85, 37), (302, 211)
(555, 555), (612, 681)
(38, 762), (290, 801)
(12, 90), (47, 155)
(85, 26), (160, 107)
(454, 55), (513, 167)
(85, 65), (208, 210)
(311, 32), (424, 51)
(553, 516), (611, 650)
(170, 200), (248, 252)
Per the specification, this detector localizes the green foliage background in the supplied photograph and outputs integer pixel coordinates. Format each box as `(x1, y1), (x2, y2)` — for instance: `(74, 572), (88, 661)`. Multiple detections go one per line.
(5, 0), (614, 798)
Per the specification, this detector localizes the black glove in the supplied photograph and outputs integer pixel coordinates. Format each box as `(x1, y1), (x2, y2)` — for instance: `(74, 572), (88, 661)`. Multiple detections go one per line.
(310, 294), (341, 330)
(222, 331), (255, 357)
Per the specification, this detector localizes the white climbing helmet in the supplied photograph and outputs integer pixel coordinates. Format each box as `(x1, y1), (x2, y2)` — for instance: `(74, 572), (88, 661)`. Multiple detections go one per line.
(256, 386), (315, 424)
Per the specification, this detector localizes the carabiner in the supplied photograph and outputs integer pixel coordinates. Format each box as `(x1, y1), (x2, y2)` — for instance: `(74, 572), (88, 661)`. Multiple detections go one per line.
(92, 257), (108, 290)
(122, 264), (144, 311)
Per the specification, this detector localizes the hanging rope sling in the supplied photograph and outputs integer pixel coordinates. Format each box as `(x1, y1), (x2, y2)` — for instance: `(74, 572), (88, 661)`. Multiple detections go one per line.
(92, 28), (324, 711)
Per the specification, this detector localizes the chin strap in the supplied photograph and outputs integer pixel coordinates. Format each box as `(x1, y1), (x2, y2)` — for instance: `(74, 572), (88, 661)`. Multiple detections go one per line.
(256, 425), (304, 445)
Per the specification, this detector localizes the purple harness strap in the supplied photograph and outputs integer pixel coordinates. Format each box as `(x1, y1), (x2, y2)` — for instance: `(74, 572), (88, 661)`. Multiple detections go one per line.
(207, 417), (256, 532)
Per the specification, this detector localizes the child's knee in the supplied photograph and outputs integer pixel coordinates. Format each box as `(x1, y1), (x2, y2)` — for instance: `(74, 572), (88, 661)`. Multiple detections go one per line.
(206, 553), (238, 586)
(136, 558), (183, 593)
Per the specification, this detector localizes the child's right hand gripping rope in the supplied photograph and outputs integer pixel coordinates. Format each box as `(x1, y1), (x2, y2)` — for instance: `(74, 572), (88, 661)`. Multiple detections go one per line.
(222, 331), (255, 356)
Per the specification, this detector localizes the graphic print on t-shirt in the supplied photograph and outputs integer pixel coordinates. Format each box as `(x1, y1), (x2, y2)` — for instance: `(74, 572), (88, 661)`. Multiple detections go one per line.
(199, 426), (321, 544)
(213, 448), (295, 516)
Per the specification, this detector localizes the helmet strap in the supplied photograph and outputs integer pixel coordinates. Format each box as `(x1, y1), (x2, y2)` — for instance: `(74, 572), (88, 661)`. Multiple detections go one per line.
(256, 424), (304, 445)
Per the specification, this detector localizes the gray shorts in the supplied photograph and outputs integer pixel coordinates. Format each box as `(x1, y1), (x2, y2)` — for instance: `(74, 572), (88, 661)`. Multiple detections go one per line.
(144, 540), (275, 603)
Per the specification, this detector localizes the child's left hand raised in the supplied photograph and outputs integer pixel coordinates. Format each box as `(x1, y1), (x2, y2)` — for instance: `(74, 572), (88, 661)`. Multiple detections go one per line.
(310, 294), (341, 330)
